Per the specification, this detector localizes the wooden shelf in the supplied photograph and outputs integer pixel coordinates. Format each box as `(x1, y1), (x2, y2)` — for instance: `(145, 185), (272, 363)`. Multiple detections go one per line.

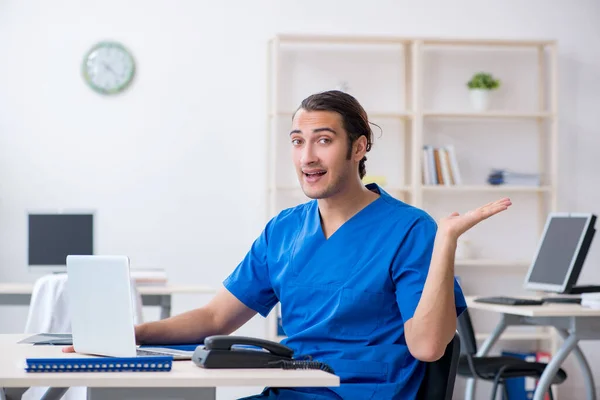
(270, 111), (412, 120)
(275, 34), (412, 45)
(270, 186), (411, 193)
(271, 185), (551, 197)
(274, 185), (550, 193)
(423, 111), (553, 119)
(370, 112), (413, 120)
(422, 38), (555, 48)
(455, 259), (530, 268)
(273, 110), (552, 121)
(422, 185), (551, 193)
(274, 34), (555, 48)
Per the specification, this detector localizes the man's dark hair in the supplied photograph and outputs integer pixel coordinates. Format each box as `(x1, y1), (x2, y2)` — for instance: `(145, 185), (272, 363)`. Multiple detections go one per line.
(297, 90), (374, 179)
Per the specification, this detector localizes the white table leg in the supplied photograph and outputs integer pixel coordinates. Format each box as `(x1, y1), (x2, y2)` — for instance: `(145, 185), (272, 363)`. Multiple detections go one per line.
(1, 388), (28, 400)
(556, 329), (596, 400)
(160, 295), (172, 320)
(1, 388), (68, 400)
(464, 315), (508, 400)
(88, 387), (216, 400)
(533, 333), (580, 400)
(37, 388), (68, 400)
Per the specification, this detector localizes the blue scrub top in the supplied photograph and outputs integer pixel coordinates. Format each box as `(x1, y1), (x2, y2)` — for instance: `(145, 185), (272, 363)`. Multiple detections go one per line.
(224, 184), (467, 399)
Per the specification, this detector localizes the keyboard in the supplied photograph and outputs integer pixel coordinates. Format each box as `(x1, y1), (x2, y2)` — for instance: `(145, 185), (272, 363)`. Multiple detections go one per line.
(541, 297), (582, 304)
(474, 296), (544, 306)
(136, 348), (194, 360)
(136, 349), (169, 357)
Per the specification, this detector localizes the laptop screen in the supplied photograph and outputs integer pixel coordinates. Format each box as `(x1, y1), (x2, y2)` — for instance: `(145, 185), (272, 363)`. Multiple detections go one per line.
(525, 213), (595, 292)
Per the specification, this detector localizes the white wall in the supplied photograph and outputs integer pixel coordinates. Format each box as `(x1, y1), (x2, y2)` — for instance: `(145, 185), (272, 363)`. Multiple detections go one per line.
(1, 1), (599, 399)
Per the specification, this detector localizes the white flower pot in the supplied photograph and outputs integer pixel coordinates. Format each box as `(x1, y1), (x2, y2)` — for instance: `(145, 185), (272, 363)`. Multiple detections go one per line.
(469, 89), (491, 111)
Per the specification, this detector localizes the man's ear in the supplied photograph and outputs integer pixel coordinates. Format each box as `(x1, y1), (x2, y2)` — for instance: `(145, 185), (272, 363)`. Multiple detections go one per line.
(353, 136), (368, 161)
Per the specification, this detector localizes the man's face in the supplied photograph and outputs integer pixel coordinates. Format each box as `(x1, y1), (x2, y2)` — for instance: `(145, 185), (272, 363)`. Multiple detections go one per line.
(290, 109), (357, 199)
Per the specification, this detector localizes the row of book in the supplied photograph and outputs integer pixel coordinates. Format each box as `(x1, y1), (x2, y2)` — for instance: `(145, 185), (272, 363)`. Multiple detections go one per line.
(422, 145), (462, 186)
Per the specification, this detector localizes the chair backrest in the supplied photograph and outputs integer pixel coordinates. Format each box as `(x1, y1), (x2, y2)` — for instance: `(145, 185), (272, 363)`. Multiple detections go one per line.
(25, 272), (144, 335)
(456, 308), (478, 355)
(416, 332), (461, 400)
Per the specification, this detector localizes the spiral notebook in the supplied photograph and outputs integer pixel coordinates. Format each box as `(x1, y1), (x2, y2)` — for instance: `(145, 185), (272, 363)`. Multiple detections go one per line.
(25, 355), (173, 373)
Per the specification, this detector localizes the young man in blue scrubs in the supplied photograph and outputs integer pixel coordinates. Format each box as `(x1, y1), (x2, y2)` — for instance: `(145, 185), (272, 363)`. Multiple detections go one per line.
(67, 91), (511, 399)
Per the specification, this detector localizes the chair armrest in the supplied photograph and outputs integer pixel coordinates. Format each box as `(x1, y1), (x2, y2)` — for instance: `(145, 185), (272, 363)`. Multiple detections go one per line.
(465, 354), (489, 381)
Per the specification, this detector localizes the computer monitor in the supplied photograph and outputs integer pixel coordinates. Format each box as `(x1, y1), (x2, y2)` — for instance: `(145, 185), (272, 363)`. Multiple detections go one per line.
(28, 212), (94, 272)
(524, 212), (596, 293)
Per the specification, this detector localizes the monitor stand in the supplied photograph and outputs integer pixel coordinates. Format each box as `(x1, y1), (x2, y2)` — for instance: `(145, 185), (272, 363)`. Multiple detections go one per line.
(568, 285), (600, 294)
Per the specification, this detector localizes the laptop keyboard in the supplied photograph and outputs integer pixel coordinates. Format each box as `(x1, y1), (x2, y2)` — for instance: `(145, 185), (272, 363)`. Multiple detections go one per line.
(135, 347), (194, 360)
(136, 349), (171, 357)
(474, 296), (544, 306)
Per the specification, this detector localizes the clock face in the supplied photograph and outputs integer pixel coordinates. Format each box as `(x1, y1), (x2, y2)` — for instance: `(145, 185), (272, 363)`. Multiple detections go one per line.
(82, 41), (135, 95)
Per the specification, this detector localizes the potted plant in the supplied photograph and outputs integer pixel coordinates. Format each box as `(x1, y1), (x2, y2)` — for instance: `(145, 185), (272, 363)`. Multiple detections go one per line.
(466, 72), (500, 111)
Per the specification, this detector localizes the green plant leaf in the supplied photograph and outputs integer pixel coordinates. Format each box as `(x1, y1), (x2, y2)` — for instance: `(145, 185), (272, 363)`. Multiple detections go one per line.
(467, 72), (500, 90)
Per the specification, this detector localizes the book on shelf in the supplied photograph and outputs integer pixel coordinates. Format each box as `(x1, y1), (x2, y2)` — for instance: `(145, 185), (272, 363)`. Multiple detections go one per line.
(487, 169), (541, 186)
(422, 145), (462, 186)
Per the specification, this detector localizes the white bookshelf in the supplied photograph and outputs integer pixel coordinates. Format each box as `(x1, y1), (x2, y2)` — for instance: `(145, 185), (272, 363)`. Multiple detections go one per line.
(266, 34), (559, 353)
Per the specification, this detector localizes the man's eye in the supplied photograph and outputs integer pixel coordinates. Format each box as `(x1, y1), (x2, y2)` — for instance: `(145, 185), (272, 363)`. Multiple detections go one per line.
(319, 138), (331, 144)
(291, 138), (302, 145)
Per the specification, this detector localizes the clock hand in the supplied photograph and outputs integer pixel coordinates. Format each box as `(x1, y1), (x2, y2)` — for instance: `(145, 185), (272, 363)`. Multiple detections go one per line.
(102, 62), (117, 76)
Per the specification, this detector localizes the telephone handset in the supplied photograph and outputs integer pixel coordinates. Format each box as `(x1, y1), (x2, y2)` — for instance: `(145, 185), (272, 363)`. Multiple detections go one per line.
(192, 335), (334, 374)
(204, 335), (294, 358)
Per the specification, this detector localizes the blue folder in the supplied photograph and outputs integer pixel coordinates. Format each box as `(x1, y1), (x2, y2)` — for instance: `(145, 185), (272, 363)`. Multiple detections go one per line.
(25, 356), (173, 372)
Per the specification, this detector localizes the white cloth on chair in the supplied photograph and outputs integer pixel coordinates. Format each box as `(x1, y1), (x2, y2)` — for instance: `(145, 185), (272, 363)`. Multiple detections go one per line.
(25, 273), (144, 333)
(25, 274), (71, 334)
(23, 273), (144, 400)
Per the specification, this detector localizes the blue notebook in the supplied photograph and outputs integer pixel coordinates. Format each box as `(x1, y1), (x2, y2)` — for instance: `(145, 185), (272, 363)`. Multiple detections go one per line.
(25, 356), (173, 373)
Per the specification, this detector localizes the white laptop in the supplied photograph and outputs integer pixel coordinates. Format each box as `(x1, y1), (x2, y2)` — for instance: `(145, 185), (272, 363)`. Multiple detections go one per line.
(66, 255), (194, 360)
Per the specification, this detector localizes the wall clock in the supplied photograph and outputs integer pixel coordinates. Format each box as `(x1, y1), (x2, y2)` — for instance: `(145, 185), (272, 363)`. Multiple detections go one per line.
(82, 41), (135, 95)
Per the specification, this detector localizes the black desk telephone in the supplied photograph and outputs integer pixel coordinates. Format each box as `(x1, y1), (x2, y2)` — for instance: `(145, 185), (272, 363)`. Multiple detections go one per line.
(192, 335), (334, 374)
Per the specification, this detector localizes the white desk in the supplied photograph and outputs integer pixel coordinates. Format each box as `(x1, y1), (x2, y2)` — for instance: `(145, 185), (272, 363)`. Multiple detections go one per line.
(0, 283), (216, 320)
(0, 334), (339, 400)
(466, 296), (600, 400)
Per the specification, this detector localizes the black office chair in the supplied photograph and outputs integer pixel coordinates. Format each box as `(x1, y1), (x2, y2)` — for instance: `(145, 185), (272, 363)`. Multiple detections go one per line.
(416, 332), (461, 400)
(456, 309), (567, 400)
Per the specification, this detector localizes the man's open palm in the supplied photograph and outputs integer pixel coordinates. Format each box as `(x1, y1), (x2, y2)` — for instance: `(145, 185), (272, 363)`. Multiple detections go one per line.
(439, 197), (512, 240)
